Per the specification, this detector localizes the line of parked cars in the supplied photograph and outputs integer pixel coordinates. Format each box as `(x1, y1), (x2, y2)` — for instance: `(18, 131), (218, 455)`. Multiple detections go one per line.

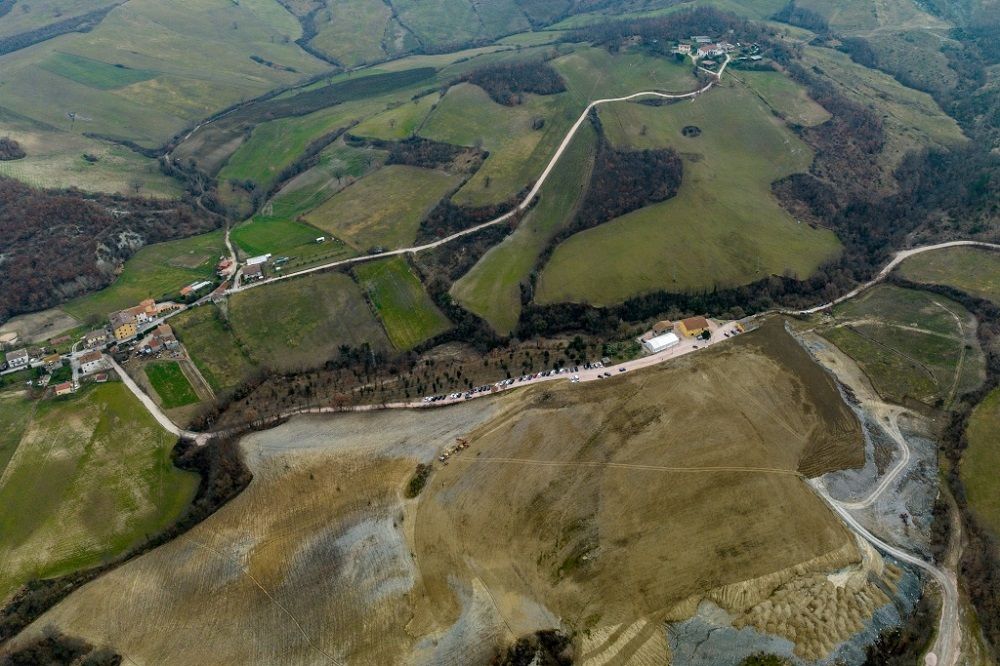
(421, 361), (612, 403)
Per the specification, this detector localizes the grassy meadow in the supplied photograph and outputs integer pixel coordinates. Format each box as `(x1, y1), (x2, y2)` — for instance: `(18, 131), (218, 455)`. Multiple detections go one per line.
(170, 306), (256, 393)
(735, 70), (831, 126)
(61, 230), (224, 322)
(536, 80), (840, 305)
(145, 361), (200, 408)
(0, 382), (197, 603)
(304, 165), (460, 251)
(351, 93), (440, 140)
(964, 388), (1000, 537)
(228, 271), (389, 370)
(820, 285), (984, 409)
(898, 247), (1000, 304)
(354, 257), (451, 349)
(451, 123), (597, 333)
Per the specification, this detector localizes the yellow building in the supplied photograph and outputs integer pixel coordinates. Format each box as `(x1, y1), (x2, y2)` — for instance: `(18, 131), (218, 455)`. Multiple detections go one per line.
(109, 310), (138, 341)
(677, 316), (710, 337)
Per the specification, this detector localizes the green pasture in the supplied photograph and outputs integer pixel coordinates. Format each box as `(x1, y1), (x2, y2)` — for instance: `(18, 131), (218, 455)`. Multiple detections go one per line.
(171, 306), (256, 392)
(145, 361), (199, 408)
(304, 165), (460, 251)
(61, 230), (224, 322)
(898, 247), (1000, 304)
(536, 80), (840, 305)
(451, 123), (597, 333)
(821, 285), (984, 409)
(355, 257), (452, 349)
(735, 70), (830, 126)
(228, 271), (389, 370)
(352, 93), (440, 141)
(964, 388), (1000, 538)
(0, 382), (197, 602)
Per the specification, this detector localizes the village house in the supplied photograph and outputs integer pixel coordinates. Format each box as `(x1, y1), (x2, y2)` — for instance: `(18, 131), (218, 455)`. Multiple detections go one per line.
(109, 310), (138, 341)
(677, 316), (711, 337)
(697, 43), (725, 58)
(140, 324), (180, 354)
(83, 329), (109, 349)
(54, 381), (75, 397)
(78, 350), (107, 376)
(243, 262), (264, 282)
(673, 43), (692, 55)
(5, 348), (30, 369)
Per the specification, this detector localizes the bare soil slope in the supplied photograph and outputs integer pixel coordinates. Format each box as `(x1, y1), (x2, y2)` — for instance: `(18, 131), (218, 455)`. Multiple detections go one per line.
(11, 321), (869, 663)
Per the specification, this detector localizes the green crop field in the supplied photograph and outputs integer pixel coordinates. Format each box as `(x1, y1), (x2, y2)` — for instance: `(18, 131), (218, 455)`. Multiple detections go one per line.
(536, 80), (840, 306)
(734, 70), (831, 126)
(145, 361), (200, 408)
(820, 285), (984, 409)
(898, 247), (1000, 304)
(352, 93), (440, 141)
(0, 390), (35, 480)
(553, 45), (699, 104)
(171, 306), (256, 392)
(61, 230), (224, 322)
(304, 165), (460, 251)
(355, 257), (451, 349)
(229, 271), (389, 370)
(39, 52), (157, 90)
(451, 123), (597, 333)
(964, 388), (1000, 538)
(0, 382), (197, 603)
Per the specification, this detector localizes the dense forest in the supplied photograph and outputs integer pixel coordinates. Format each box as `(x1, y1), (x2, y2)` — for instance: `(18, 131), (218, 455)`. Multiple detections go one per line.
(770, 1), (829, 33)
(460, 61), (566, 105)
(0, 137), (25, 161)
(0, 177), (220, 323)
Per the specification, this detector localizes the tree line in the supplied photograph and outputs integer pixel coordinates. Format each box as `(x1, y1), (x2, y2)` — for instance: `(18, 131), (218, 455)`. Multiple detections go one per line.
(460, 60), (567, 106)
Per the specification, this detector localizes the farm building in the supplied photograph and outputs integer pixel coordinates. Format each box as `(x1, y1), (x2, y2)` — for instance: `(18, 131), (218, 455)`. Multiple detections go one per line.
(643, 332), (680, 354)
(246, 254), (271, 266)
(652, 320), (674, 334)
(678, 316), (710, 337)
(243, 263), (264, 281)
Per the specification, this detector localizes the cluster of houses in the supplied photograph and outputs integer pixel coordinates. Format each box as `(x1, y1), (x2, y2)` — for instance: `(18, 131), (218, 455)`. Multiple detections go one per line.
(109, 298), (180, 342)
(671, 35), (763, 67)
(138, 324), (179, 355)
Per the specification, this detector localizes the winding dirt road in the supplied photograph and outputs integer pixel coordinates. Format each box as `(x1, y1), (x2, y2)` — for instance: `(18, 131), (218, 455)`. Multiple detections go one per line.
(794, 240), (1000, 315)
(226, 57), (730, 295)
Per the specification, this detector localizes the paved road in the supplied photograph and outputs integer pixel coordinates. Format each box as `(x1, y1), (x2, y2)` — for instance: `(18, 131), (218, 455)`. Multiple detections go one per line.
(794, 240), (1000, 315)
(226, 57), (730, 295)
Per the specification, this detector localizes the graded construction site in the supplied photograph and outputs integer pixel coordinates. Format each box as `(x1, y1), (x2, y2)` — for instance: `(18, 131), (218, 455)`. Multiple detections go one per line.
(12, 320), (895, 663)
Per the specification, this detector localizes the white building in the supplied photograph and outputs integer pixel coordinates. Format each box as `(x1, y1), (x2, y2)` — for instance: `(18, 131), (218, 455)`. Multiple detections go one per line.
(246, 254), (271, 266)
(78, 350), (107, 376)
(643, 332), (680, 354)
(6, 348), (30, 369)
